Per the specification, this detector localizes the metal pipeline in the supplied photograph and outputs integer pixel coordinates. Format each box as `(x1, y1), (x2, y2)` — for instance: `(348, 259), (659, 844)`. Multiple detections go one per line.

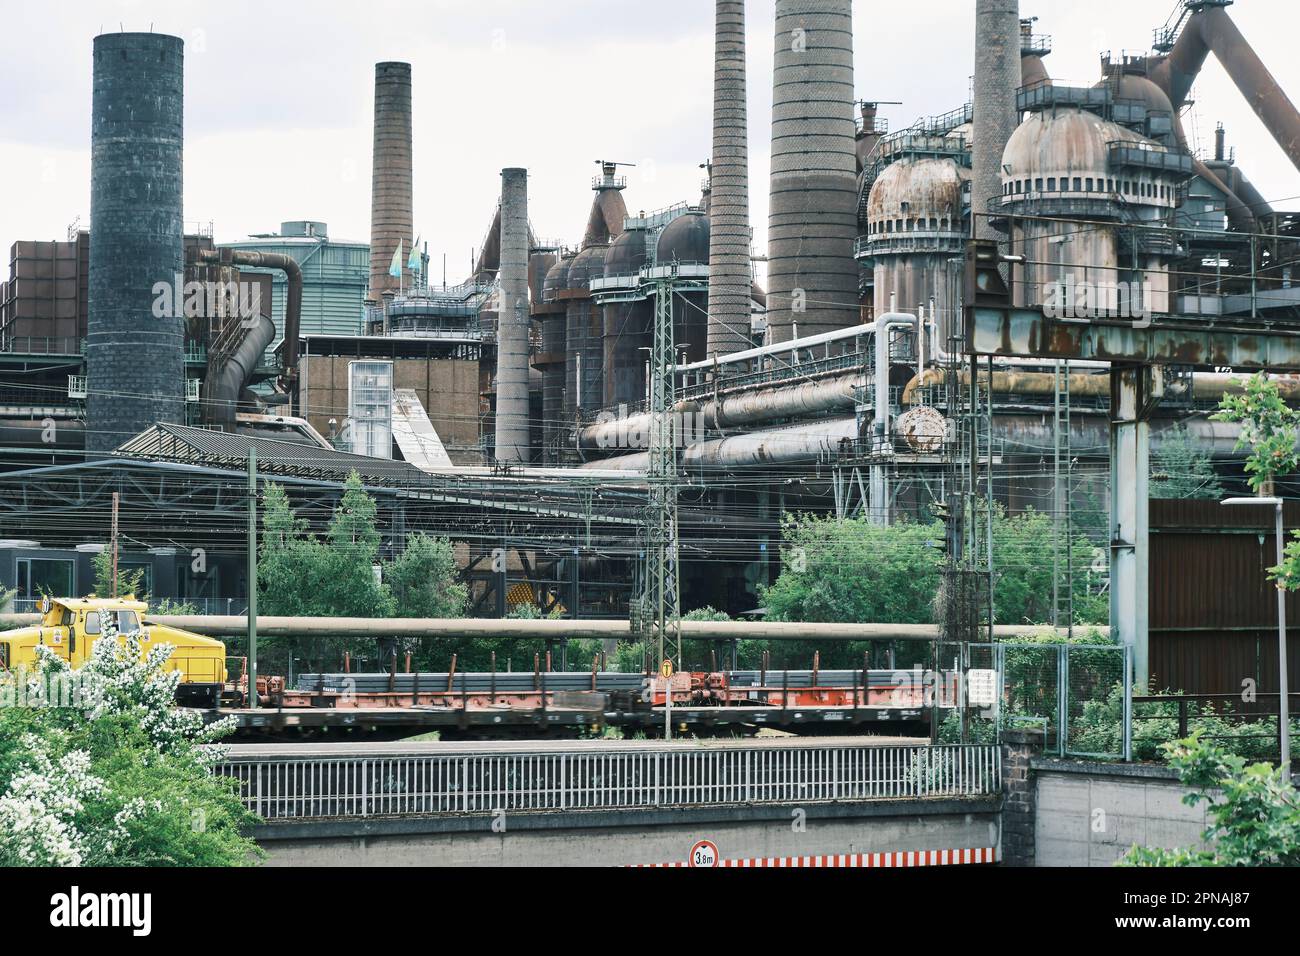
(0, 613), (1097, 643)
(195, 249), (303, 426)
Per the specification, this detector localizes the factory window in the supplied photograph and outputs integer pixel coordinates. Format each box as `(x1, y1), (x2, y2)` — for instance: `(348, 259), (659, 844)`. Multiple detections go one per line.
(1107, 178), (1114, 193)
(1086, 178), (1094, 192)
(1073, 177), (1082, 191)
(1035, 178), (1044, 192)
(16, 558), (74, 602)
(1046, 177), (1055, 191)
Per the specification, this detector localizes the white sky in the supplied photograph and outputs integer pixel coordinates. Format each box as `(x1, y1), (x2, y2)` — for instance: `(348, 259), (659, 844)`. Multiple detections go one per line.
(2, 0), (1298, 275)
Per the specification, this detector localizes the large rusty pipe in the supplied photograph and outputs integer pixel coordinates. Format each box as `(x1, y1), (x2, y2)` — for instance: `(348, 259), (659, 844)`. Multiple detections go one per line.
(1153, 6), (1300, 175)
(197, 249), (303, 374)
(1199, 5), (1300, 173)
(902, 367), (1300, 406)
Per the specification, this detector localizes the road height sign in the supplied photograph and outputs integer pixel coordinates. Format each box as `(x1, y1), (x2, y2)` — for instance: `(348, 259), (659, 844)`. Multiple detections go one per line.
(689, 840), (719, 868)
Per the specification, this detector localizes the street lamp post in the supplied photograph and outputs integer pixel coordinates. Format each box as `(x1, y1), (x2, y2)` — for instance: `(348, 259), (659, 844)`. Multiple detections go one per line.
(1222, 496), (1290, 772)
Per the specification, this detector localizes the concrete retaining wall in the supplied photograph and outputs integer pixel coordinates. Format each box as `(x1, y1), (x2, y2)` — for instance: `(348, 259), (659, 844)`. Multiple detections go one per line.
(1033, 759), (1209, 866)
(255, 799), (1000, 867)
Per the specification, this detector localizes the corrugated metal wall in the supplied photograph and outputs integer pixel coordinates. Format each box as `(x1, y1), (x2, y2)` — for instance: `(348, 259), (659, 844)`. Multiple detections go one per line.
(1149, 499), (1300, 696)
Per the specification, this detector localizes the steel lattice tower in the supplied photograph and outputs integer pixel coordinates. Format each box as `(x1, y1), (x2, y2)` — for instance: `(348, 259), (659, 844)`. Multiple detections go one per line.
(641, 275), (683, 668)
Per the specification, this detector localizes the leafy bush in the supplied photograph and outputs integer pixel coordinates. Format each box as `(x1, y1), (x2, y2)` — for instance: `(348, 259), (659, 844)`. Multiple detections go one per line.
(0, 632), (260, 867)
(1120, 732), (1300, 866)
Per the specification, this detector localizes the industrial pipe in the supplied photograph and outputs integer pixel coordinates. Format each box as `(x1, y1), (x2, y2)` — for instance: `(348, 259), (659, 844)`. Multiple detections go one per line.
(1152, 4), (1300, 175)
(0, 612), (1100, 644)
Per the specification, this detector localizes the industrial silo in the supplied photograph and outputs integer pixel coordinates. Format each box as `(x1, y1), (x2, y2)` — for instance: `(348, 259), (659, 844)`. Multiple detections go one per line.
(656, 211), (711, 363)
(536, 252), (575, 461)
(601, 228), (651, 407)
(565, 243), (609, 418)
(86, 32), (186, 452)
(999, 108), (1187, 315)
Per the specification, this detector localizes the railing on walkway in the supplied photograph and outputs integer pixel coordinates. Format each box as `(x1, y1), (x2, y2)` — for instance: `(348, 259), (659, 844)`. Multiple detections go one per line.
(217, 743), (1001, 821)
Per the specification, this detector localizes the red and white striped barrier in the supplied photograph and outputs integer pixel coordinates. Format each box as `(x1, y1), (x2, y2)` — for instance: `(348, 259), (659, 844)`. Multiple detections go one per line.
(634, 846), (999, 868)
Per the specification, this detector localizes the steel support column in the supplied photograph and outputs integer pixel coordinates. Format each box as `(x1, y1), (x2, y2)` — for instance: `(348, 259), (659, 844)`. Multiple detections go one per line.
(1109, 365), (1151, 686)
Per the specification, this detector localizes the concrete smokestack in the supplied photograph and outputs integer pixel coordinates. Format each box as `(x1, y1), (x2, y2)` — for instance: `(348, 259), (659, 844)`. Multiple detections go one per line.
(972, 0), (1021, 241)
(495, 168), (531, 463)
(370, 62), (413, 301)
(708, 0), (752, 357)
(86, 32), (185, 451)
(767, 0), (859, 345)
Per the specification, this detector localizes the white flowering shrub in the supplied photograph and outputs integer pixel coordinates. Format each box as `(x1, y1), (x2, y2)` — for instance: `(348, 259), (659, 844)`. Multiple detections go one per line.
(0, 631), (259, 866)
(0, 734), (102, 866)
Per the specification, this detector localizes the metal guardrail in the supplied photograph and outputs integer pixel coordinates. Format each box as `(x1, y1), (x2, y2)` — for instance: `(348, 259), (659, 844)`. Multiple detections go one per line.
(217, 743), (1000, 820)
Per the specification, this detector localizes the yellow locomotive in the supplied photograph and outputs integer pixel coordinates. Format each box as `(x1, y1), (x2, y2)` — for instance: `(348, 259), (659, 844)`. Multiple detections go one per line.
(0, 596), (228, 707)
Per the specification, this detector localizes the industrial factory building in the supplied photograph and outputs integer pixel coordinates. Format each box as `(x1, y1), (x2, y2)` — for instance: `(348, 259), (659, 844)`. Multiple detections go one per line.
(3, 0), (1300, 701)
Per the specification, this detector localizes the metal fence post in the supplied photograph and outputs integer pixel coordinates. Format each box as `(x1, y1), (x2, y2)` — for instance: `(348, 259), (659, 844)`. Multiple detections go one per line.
(1057, 644), (1068, 757)
(1124, 645), (1133, 762)
(360, 759), (369, 818)
(560, 754), (567, 812)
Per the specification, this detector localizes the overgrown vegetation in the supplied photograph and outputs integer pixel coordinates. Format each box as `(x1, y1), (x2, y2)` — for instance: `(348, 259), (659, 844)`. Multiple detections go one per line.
(1120, 733), (1300, 866)
(1212, 371), (1300, 494)
(753, 508), (1105, 669)
(0, 629), (259, 866)
(255, 472), (467, 672)
(1150, 424), (1224, 500)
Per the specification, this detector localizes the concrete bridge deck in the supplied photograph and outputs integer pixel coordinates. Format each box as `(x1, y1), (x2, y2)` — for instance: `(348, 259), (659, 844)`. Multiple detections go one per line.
(217, 737), (1003, 866)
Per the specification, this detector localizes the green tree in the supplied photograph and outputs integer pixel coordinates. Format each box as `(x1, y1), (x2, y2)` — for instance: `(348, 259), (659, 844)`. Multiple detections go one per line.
(761, 510), (1103, 627)
(1120, 733), (1300, 866)
(90, 549), (146, 601)
(1150, 425), (1224, 500)
(385, 533), (467, 618)
(1212, 372), (1300, 494)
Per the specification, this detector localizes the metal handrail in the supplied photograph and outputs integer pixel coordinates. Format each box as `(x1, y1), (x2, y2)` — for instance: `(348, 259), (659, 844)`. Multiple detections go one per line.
(216, 742), (1001, 820)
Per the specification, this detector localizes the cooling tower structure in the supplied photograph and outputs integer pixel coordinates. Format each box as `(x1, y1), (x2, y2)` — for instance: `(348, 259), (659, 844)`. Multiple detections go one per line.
(766, 0), (860, 344)
(370, 62), (413, 302)
(495, 168), (531, 463)
(86, 32), (185, 452)
(972, 0), (1021, 241)
(708, 0), (752, 357)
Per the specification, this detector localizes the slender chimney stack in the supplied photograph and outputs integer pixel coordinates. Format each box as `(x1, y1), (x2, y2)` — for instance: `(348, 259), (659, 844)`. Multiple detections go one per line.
(767, 0), (859, 344)
(972, 0), (1021, 241)
(370, 62), (413, 301)
(495, 168), (531, 463)
(708, 0), (752, 357)
(86, 32), (185, 451)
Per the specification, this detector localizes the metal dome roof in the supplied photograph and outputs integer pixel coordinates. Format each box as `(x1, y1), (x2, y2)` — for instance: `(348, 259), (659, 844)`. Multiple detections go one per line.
(542, 252), (575, 302)
(867, 157), (969, 227)
(566, 243), (609, 289)
(656, 211), (709, 265)
(1001, 108), (1151, 182)
(604, 228), (647, 277)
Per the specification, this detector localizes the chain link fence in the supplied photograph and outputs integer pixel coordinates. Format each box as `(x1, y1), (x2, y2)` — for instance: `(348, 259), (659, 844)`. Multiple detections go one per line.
(992, 642), (1131, 760)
